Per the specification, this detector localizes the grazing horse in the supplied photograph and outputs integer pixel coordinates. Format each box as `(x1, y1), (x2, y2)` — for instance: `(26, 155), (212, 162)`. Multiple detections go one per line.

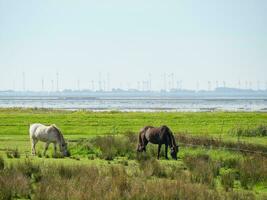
(137, 125), (179, 160)
(29, 123), (69, 157)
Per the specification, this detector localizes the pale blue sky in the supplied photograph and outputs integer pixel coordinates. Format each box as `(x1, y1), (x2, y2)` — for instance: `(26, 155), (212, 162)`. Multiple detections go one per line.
(0, 0), (266, 91)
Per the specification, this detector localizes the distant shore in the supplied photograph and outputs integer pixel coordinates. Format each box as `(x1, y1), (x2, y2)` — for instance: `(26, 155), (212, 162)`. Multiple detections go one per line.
(0, 95), (267, 112)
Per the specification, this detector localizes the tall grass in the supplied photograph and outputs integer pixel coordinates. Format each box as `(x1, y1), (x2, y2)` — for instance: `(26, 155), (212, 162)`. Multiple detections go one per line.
(0, 167), (31, 199)
(183, 153), (218, 187)
(137, 156), (167, 178)
(175, 133), (267, 156)
(5, 148), (20, 159)
(70, 134), (267, 193)
(182, 151), (267, 192)
(229, 125), (267, 137)
(220, 169), (236, 191)
(0, 159), (259, 200)
(237, 155), (267, 189)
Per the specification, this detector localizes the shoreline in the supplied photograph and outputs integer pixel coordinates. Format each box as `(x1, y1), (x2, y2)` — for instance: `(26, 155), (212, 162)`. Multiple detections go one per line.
(0, 106), (267, 113)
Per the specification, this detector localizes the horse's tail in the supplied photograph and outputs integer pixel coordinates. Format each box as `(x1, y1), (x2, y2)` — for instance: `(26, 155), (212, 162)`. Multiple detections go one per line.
(137, 126), (151, 151)
(138, 127), (146, 147)
(29, 124), (33, 143)
(29, 123), (40, 138)
(138, 131), (142, 144)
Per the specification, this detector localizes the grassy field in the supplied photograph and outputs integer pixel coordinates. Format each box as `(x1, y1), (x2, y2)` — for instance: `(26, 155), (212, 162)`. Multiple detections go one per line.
(0, 108), (267, 200)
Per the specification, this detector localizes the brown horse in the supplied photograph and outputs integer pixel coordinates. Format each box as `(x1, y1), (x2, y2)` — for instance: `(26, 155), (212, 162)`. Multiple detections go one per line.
(137, 125), (179, 160)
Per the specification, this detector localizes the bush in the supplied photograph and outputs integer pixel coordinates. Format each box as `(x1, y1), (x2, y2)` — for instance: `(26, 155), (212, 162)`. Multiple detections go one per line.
(71, 134), (138, 160)
(91, 136), (135, 160)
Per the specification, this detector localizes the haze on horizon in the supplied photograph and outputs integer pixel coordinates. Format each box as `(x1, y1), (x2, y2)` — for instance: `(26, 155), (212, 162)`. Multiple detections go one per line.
(0, 0), (266, 91)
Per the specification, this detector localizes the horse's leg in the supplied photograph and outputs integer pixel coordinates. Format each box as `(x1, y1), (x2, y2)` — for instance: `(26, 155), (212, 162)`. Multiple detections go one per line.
(53, 143), (57, 155)
(43, 142), (50, 156)
(143, 140), (148, 152)
(165, 144), (169, 159)
(31, 139), (38, 155)
(157, 144), (162, 160)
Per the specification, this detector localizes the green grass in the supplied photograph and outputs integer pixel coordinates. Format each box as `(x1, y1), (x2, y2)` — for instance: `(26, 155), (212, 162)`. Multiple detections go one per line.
(0, 108), (267, 199)
(0, 108), (266, 155)
(1, 108), (267, 137)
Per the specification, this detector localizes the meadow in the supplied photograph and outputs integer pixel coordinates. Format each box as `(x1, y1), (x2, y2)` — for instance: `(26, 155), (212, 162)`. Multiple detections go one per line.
(0, 108), (267, 200)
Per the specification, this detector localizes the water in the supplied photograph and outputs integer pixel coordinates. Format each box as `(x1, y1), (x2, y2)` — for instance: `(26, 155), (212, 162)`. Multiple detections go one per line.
(0, 96), (267, 112)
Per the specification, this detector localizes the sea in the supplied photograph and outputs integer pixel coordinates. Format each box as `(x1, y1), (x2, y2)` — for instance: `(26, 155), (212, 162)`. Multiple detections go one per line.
(0, 96), (267, 112)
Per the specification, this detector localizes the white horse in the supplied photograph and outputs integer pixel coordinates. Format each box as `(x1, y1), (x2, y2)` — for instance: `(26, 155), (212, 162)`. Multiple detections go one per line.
(29, 123), (69, 157)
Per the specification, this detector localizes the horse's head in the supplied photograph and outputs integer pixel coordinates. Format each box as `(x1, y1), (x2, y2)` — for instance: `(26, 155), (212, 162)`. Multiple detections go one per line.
(170, 145), (179, 160)
(60, 142), (70, 157)
(137, 143), (145, 152)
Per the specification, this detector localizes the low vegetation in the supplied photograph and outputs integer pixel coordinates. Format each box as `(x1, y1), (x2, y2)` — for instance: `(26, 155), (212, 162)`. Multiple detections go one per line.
(176, 133), (267, 156)
(69, 134), (137, 160)
(0, 108), (267, 199)
(1, 154), (267, 200)
(229, 125), (267, 137)
(1, 134), (266, 199)
(1, 108), (267, 139)
(5, 148), (20, 159)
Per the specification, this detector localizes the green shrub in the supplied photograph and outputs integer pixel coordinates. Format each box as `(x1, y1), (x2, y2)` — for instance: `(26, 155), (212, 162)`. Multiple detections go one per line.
(90, 135), (135, 160)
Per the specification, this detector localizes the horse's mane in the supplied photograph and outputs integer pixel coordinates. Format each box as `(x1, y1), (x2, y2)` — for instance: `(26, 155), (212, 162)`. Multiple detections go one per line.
(51, 124), (65, 144)
(162, 125), (177, 147)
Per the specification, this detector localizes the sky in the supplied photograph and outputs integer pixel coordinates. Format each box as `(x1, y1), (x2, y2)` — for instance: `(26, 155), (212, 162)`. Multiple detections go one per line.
(0, 0), (267, 91)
